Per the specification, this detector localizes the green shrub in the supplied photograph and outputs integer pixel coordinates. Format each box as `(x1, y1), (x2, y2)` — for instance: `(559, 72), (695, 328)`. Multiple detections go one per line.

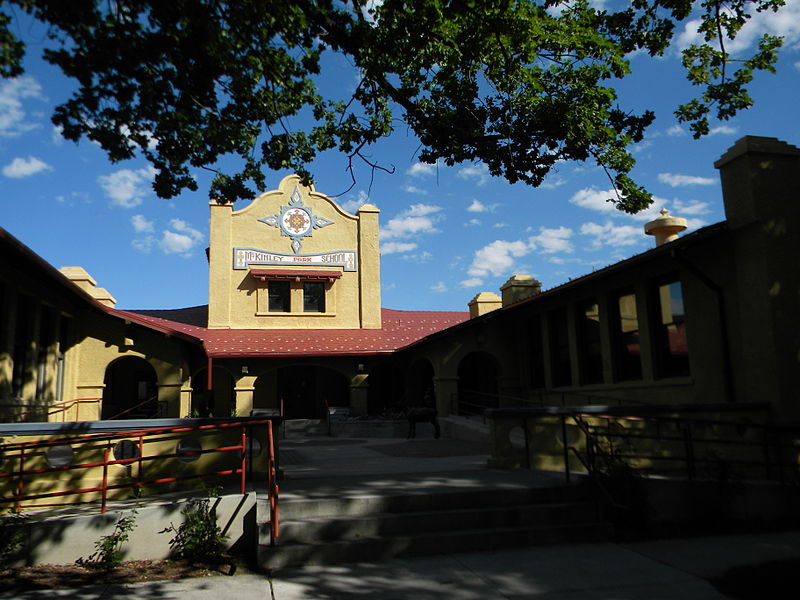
(0, 513), (27, 570)
(78, 508), (138, 571)
(163, 486), (227, 562)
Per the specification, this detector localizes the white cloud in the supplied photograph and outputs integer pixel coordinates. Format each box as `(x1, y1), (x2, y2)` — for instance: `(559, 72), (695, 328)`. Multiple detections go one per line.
(2, 156), (52, 178)
(570, 187), (668, 221)
(381, 241), (417, 254)
(131, 214), (154, 233)
(51, 125), (64, 145)
(580, 221), (643, 249)
(666, 124), (686, 137)
(672, 199), (712, 215)
(431, 281), (448, 293)
(457, 164), (490, 186)
(709, 125), (738, 136)
(658, 173), (716, 187)
(132, 236), (155, 253)
(159, 219), (204, 257)
(380, 204), (443, 240)
(493, 222), (508, 228)
(541, 176), (567, 189)
(0, 76), (44, 137)
(676, 2), (800, 54)
(465, 218), (481, 227)
(339, 190), (369, 213)
(467, 198), (499, 213)
(406, 162), (436, 177)
(467, 240), (529, 278)
(529, 226), (574, 254)
(569, 188), (620, 215)
(402, 184), (428, 195)
(98, 166), (156, 208)
(460, 278), (483, 288)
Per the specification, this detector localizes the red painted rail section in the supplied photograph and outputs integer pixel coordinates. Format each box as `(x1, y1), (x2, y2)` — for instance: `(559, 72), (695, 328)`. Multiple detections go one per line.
(0, 418), (280, 540)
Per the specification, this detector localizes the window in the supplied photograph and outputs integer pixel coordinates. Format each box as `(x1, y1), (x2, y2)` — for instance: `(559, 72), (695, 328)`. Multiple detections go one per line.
(578, 300), (603, 384)
(614, 291), (642, 380)
(303, 281), (326, 313)
(528, 316), (546, 388)
(268, 281), (290, 312)
(654, 279), (690, 377)
(550, 309), (572, 387)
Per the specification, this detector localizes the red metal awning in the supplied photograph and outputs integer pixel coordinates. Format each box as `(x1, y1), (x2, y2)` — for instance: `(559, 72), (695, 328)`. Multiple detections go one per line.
(249, 269), (342, 282)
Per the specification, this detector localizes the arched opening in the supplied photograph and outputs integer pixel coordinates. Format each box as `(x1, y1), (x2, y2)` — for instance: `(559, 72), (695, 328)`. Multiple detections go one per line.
(190, 367), (235, 418)
(457, 352), (499, 416)
(253, 372), (280, 414)
(406, 358), (435, 409)
(274, 365), (349, 419)
(366, 361), (398, 416)
(101, 357), (159, 420)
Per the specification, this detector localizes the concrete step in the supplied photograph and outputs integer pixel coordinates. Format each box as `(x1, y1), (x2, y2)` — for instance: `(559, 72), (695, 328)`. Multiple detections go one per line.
(277, 501), (601, 544)
(259, 521), (613, 568)
(265, 483), (591, 521)
(256, 482), (611, 568)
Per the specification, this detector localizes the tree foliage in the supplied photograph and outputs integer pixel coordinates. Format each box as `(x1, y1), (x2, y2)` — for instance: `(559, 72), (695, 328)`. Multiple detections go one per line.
(0, 0), (787, 212)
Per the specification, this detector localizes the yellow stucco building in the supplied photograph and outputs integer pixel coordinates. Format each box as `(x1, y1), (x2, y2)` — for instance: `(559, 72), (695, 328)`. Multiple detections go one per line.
(1, 135), (799, 428)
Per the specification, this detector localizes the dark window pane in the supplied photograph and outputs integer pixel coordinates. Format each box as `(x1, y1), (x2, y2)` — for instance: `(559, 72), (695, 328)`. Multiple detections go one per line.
(615, 292), (642, 380)
(529, 316), (545, 389)
(303, 281), (325, 313)
(655, 280), (690, 377)
(579, 300), (603, 384)
(550, 309), (571, 387)
(268, 281), (290, 312)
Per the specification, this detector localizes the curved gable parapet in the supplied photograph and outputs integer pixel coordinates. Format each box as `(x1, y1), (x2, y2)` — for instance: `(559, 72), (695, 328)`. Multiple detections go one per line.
(208, 174), (381, 330)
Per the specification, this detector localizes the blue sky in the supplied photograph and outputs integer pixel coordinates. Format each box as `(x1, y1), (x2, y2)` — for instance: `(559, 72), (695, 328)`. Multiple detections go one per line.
(2, 5), (800, 313)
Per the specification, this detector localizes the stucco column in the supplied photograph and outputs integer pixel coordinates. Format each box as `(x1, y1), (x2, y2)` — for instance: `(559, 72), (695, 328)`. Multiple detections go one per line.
(0, 288), (17, 402)
(158, 383), (182, 418)
(433, 376), (458, 417)
(76, 384), (103, 421)
(179, 384), (193, 418)
(234, 374), (257, 416)
(208, 202), (233, 328)
(350, 374), (369, 415)
(357, 204), (381, 329)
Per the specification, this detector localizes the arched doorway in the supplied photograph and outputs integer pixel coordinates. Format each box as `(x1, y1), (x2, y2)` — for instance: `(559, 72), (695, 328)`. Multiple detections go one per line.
(190, 367), (235, 418)
(101, 357), (159, 420)
(406, 358), (435, 409)
(457, 352), (499, 416)
(275, 365), (349, 419)
(367, 361), (398, 416)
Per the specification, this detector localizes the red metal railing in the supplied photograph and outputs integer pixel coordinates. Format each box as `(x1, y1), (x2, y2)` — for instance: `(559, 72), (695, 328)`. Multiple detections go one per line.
(0, 418), (280, 540)
(7, 397), (101, 422)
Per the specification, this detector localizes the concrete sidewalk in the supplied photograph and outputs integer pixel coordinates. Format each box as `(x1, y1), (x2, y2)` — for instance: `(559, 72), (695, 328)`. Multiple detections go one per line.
(6, 530), (800, 599)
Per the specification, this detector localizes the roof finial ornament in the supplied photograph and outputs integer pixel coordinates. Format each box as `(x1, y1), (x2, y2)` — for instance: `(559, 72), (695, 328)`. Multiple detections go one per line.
(644, 207), (688, 247)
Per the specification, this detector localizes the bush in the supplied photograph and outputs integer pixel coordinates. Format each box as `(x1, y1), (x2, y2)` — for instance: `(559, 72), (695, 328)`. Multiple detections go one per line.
(78, 508), (138, 571)
(163, 486), (227, 562)
(0, 513), (28, 570)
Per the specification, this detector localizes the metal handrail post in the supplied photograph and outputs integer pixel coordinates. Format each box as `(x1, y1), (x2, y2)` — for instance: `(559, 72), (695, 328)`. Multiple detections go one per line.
(562, 415), (571, 484)
(240, 426), (247, 494)
(101, 446), (109, 513)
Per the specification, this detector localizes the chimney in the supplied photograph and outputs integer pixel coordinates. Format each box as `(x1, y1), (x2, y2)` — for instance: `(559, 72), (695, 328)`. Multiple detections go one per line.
(500, 275), (541, 307)
(59, 266), (117, 308)
(468, 292), (501, 318)
(644, 209), (688, 246)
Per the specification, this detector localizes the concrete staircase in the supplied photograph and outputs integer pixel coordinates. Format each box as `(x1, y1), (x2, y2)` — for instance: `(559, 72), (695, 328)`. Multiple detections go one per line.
(257, 482), (612, 568)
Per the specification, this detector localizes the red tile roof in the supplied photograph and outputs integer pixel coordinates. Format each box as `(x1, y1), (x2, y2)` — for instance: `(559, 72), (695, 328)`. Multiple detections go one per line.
(117, 307), (468, 357)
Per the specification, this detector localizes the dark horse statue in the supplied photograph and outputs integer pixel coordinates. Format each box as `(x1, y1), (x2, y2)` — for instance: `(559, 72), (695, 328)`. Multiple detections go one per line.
(407, 406), (440, 439)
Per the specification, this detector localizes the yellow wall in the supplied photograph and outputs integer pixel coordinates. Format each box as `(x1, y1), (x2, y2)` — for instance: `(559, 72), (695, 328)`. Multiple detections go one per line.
(208, 175), (381, 330)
